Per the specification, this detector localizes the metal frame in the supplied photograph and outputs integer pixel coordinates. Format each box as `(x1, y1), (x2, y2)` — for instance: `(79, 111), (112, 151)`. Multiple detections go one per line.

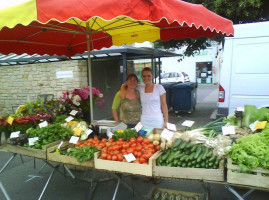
(225, 185), (255, 200)
(0, 181), (11, 200)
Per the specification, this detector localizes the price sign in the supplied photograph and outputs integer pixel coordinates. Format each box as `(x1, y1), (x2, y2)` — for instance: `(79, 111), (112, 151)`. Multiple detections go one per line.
(249, 121), (258, 132)
(124, 153), (136, 162)
(85, 129), (93, 136)
(7, 116), (14, 125)
(69, 136), (79, 144)
(236, 107), (244, 112)
(134, 122), (143, 132)
(69, 110), (78, 116)
(28, 137), (39, 146)
(39, 121), (48, 128)
(222, 126), (235, 135)
(181, 120), (195, 127)
(57, 141), (64, 149)
(166, 122), (177, 131)
(65, 116), (74, 122)
(10, 131), (20, 138)
(160, 129), (174, 141)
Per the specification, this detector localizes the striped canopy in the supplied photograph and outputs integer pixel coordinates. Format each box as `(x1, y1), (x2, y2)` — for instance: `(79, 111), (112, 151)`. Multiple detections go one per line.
(0, 0), (234, 56)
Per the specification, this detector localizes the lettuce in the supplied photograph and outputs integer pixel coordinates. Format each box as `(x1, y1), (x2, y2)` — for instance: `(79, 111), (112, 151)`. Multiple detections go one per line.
(226, 125), (269, 172)
(242, 105), (269, 127)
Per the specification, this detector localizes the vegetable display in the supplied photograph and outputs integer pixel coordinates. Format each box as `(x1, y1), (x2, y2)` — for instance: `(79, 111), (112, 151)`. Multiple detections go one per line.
(65, 146), (99, 162)
(157, 138), (220, 169)
(226, 124), (269, 172)
(24, 123), (73, 149)
(112, 129), (138, 141)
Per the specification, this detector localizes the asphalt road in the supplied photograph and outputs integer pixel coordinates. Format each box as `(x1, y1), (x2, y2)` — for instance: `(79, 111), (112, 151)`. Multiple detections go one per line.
(0, 85), (268, 200)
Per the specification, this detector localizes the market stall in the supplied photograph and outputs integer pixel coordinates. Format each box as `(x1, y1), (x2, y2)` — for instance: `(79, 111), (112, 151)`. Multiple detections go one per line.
(0, 96), (269, 199)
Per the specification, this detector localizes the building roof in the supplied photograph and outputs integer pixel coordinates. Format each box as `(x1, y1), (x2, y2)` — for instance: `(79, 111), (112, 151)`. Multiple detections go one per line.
(0, 46), (181, 66)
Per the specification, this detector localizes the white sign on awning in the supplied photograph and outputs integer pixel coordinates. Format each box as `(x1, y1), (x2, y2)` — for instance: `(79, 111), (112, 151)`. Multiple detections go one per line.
(56, 71), (73, 79)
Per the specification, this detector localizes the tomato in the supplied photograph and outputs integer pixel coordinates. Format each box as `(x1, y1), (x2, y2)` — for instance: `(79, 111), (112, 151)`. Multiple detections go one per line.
(100, 153), (108, 159)
(139, 157), (146, 163)
(136, 136), (143, 143)
(112, 155), (118, 161)
(133, 151), (138, 157)
(148, 143), (154, 149)
(101, 138), (107, 143)
(136, 145), (142, 151)
(122, 142), (129, 149)
(117, 153), (124, 161)
(143, 152), (153, 159)
(142, 161), (148, 165)
(96, 145), (103, 149)
(131, 143), (137, 148)
(155, 145), (160, 151)
(126, 148), (134, 154)
(118, 138), (123, 142)
(130, 137), (136, 144)
(107, 155), (112, 160)
(93, 136), (99, 140)
(136, 151), (142, 158)
(105, 142), (112, 147)
(109, 138), (114, 142)
(133, 160), (141, 164)
(143, 138), (150, 144)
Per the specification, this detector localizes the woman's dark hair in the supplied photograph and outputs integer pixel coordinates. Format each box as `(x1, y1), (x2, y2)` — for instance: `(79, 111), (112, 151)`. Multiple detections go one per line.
(142, 67), (153, 75)
(126, 73), (138, 82)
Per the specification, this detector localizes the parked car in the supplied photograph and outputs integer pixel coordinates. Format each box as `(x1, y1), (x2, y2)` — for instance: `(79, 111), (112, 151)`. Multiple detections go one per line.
(157, 72), (190, 83)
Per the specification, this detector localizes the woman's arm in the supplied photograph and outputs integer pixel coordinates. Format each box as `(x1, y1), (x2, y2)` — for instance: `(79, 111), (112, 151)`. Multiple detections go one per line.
(112, 109), (119, 122)
(160, 93), (168, 128)
(119, 84), (127, 99)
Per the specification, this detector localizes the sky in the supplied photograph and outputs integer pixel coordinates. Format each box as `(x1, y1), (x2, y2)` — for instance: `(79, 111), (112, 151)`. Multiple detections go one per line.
(0, 0), (30, 10)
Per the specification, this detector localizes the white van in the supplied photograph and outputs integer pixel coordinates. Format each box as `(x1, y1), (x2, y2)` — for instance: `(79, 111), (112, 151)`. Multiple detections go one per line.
(217, 22), (269, 118)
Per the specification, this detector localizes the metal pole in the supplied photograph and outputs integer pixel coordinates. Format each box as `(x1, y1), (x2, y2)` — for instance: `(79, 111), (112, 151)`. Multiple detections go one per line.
(86, 22), (94, 123)
(158, 57), (161, 83)
(122, 53), (127, 83)
(0, 154), (16, 174)
(0, 181), (11, 200)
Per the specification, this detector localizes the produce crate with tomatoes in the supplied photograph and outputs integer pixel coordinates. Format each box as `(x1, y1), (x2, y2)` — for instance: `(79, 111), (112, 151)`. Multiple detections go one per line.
(94, 129), (160, 176)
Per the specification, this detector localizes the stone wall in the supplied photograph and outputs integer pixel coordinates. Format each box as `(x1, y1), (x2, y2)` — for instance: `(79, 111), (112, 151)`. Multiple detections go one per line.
(0, 60), (88, 115)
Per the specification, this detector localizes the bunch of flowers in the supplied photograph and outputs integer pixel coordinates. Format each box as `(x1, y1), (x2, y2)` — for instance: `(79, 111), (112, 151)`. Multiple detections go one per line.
(57, 86), (104, 119)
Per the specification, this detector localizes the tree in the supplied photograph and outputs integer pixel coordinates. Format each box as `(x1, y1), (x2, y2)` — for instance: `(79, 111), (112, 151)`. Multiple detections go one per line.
(156, 0), (269, 56)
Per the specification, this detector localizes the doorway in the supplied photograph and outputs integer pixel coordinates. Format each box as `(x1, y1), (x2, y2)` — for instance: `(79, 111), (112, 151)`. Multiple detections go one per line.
(196, 61), (213, 84)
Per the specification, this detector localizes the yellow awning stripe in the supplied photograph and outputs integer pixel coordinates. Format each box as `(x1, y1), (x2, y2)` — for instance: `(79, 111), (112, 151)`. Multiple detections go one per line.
(0, 0), (37, 30)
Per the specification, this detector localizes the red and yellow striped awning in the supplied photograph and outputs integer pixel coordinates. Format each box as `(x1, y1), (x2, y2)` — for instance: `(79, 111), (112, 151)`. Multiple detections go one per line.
(0, 0), (234, 56)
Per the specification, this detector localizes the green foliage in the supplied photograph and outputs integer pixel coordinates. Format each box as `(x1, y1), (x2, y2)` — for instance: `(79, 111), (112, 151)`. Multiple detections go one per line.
(24, 123), (73, 149)
(242, 105), (269, 127)
(112, 129), (138, 141)
(66, 146), (99, 162)
(155, 0), (269, 56)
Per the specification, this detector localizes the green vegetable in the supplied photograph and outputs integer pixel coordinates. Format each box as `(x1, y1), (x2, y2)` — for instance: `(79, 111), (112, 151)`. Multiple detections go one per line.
(66, 146), (99, 162)
(226, 125), (269, 172)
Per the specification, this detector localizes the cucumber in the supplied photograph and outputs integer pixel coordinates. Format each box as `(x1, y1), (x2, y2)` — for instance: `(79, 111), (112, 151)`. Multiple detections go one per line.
(194, 145), (202, 159)
(185, 142), (193, 149)
(190, 145), (198, 152)
(173, 160), (179, 166)
(215, 159), (220, 166)
(162, 150), (171, 161)
(180, 155), (188, 161)
(201, 162), (205, 167)
(206, 151), (213, 158)
(174, 152), (185, 159)
(197, 153), (203, 163)
(195, 164), (201, 168)
(209, 155), (216, 162)
(189, 152), (196, 160)
(182, 163), (187, 167)
(167, 152), (177, 163)
(201, 147), (209, 160)
(172, 138), (182, 148)
(191, 160), (196, 165)
(187, 162), (192, 167)
(179, 140), (188, 150)
(167, 162), (173, 167)
(185, 150), (191, 155)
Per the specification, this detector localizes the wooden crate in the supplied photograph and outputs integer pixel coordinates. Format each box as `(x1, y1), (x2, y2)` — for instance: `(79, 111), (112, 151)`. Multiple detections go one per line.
(6, 140), (61, 159)
(152, 152), (225, 181)
(94, 151), (160, 177)
(227, 158), (269, 189)
(47, 141), (94, 168)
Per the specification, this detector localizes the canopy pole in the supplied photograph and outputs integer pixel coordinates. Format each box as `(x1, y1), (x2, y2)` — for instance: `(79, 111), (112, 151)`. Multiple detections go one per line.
(86, 22), (94, 123)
